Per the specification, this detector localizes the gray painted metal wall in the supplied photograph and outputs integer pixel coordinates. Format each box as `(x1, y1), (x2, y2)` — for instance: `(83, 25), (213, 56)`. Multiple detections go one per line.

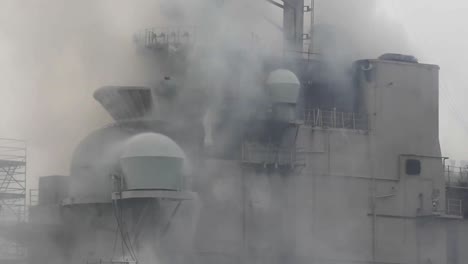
(27, 59), (458, 264)
(191, 59), (448, 264)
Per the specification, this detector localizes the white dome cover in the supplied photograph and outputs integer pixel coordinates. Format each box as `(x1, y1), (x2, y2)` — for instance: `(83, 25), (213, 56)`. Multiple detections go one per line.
(121, 133), (185, 159)
(266, 69), (300, 85)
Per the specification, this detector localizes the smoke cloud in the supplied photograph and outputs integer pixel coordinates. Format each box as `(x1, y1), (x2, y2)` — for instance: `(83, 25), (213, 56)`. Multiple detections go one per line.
(314, 0), (412, 58)
(0, 0), (425, 263)
(0, 0), (283, 183)
(0, 1), (164, 181)
(0, 0), (413, 224)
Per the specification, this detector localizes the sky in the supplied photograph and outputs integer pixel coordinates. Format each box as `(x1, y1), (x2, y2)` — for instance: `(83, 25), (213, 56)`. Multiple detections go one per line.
(379, 0), (468, 161)
(0, 0), (467, 186)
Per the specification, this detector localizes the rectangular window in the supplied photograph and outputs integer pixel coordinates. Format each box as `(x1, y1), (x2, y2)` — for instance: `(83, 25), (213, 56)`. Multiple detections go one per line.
(406, 159), (421, 175)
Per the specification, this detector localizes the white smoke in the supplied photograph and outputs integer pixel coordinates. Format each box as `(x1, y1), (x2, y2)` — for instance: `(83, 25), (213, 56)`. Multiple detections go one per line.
(0, 1), (420, 263)
(0, 1), (165, 181)
(313, 0), (412, 59)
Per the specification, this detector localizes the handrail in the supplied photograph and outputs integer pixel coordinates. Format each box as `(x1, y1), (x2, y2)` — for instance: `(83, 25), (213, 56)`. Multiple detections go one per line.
(134, 27), (197, 49)
(86, 260), (136, 264)
(304, 108), (369, 130)
(446, 198), (462, 216)
(241, 142), (306, 166)
(445, 165), (468, 187)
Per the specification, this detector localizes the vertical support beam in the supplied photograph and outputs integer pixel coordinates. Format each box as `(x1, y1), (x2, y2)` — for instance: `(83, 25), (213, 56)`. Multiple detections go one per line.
(283, 0), (304, 55)
(241, 166), (247, 263)
(447, 166), (451, 186)
(309, 0), (315, 54)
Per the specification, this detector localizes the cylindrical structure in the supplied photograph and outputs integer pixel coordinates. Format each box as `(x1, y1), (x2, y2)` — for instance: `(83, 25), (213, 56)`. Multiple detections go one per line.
(69, 125), (133, 202)
(267, 69), (301, 104)
(120, 133), (186, 191)
(266, 69), (301, 122)
(272, 104), (296, 122)
(38, 175), (70, 206)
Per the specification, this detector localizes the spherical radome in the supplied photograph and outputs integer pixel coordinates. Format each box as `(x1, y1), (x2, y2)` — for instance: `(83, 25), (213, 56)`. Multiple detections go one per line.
(120, 133), (187, 191)
(266, 69), (300, 86)
(266, 69), (301, 105)
(121, 133), (185, 159)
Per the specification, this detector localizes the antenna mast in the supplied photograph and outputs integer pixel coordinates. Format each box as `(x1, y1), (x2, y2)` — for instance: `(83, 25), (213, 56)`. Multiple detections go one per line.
(265, 0), (316, 56)
(308, 0), (314, 54)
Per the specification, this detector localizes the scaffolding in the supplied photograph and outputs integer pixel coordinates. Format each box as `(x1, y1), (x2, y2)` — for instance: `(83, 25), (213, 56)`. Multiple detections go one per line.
(0, 138), (26, 261)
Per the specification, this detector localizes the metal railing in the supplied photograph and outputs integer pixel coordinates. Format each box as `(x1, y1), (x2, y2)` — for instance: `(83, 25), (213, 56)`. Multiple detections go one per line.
(446, 199), (463, 216)
(303, 108), (369, 130)
(445, 165), (468, 187)
(241, 142), (305, 167)
(86, 260), (136, 264)
(134, 27), (196, 49)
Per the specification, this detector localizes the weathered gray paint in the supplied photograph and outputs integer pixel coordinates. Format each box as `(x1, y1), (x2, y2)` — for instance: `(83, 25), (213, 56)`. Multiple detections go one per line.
(29, 58), (461, 264)
(38, 175), (69, 206)
(190, 59), (448, 264)
(282, 0), (304, 53)
(121, 156), (184, 190)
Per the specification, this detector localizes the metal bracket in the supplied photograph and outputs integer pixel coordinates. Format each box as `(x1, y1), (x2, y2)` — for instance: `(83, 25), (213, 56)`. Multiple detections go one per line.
(304, 5), (312, 12)
(265, 0), (284, 9)
(302, 33), (311, 40)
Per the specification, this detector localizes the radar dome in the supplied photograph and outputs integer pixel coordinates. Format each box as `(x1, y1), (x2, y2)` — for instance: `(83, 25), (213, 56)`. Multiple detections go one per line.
(120, 133), (186, 191)
(266, 69), (300, 104)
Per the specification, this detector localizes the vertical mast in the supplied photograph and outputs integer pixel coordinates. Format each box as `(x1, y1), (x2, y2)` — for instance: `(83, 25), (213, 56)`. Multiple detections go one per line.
(266, 0), (312, 56)
(282, 0), (304, 54)
(308, 0), (314, 54)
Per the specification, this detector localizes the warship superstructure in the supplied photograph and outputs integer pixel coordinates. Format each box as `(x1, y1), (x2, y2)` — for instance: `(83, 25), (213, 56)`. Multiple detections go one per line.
(1, 1), (468, 264)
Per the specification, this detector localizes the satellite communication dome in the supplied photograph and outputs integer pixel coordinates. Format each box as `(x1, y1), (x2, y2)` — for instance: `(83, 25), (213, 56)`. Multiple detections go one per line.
(266, 69), (301, 104)
(120, 133), (186, 191)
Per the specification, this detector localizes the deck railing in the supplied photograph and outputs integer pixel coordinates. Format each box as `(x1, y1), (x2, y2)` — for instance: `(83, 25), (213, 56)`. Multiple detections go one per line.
(446, 198), (463, 216)
(303, 108), (369, 130)
(445, 165), (468, 187)
(241, 142), (305, 167)
(86, 260), (136, 264)
(134, 27), (196, 49)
